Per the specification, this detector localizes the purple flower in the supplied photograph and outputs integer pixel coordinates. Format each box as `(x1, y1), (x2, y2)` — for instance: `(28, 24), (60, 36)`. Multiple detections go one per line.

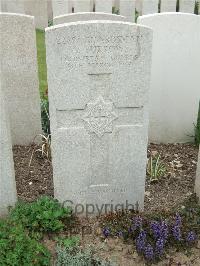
(150, 220), (168, 242)
(186, 231), (197, 243)
(103, 227), (110, 238)
(136, 230), (146, 253)
(133, 216), (143, 230)
(144, 243), (154, 261)
(155, 238), (165, 257)
(175, 213), (181, 226)
(172, 224), (181, 241)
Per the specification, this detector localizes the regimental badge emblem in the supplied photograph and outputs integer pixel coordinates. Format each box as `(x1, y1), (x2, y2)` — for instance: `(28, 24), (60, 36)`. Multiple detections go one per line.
(82, 96), (118, 137)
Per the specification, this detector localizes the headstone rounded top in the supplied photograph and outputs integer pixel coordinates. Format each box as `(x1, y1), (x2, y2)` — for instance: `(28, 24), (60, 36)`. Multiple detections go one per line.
(53, 12), (128, 25)
(138, 12), (198, 22)
(47, 20), (152, 33)
(0, 12), (34, 20)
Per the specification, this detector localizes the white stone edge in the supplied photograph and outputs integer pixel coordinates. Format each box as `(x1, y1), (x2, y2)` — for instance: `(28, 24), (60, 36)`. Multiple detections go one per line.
(45, 20), (153, 32)
(0, 12), (34, 20)
(54, 12), (127, 21)
(138, 12), (198, 22)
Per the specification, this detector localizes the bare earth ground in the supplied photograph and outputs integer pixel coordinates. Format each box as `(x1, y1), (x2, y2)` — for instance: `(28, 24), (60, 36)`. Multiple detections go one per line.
(13, 143), (200, 265)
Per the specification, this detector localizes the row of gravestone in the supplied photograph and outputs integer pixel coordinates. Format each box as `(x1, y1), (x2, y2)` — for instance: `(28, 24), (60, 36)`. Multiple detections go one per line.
(0, 12), (200, 216)
(1, 0), (199, 29)
(52, 0), (200, 21)
(1, 12), (199, 146)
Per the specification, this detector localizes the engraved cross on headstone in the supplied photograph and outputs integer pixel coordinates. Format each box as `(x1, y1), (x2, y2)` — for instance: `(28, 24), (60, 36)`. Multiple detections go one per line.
(56, 73), (143, 187)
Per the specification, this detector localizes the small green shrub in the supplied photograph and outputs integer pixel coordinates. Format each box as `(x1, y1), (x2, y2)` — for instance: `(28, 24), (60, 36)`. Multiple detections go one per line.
(10, 196), (72, 233)
(194, 101), (200, 146)
(147, 153), (166, 182)
(56, 245), (115, 266)
(0, 220), (50, 266)
(55, 236), (80, 249)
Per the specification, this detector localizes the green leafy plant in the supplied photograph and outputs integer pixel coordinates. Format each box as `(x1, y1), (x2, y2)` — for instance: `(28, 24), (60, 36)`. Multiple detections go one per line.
(147, 153), (166, 182)
(56, 245), (115, 266)
(0, 220), (50, 265)
(55, 236), (80, 249)
(41, 96), (50, 135)
(10, 196), (72, 233)
(194, 101), (200, 146)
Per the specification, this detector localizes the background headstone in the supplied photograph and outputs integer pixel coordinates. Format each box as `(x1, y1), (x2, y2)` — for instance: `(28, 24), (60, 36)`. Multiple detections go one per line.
(138, 13), (200, 143)
(179, 0), (195, 13)
(54, 12), (127, 24)
(4, 0), (24, 13)
(0, 82), (17, 217)
(95, 0), (112, 13)
(52, 0), (70, 17)
(25, 0), (48, 29)
(74, 0), (91, 12)
(142, 0), (159, 15)
(160, 0), (177, 12)
(0, 13), (42, 145)
(46, 21), (152, 212)
(120, 0), (136, 22)
(196, 148), (200, 200)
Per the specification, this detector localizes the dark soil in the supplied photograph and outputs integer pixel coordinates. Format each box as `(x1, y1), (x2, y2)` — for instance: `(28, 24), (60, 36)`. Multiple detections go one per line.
(13, 143), (199, 210)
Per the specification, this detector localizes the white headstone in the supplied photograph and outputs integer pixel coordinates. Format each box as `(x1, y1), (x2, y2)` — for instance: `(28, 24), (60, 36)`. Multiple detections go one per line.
(46, 21), (152, 213)
(0, 83), (17, 217)
(95, 0), (112, 13)
(120, 0), (136, 22)
(138, 13), (200, 143)
(54, 12), (127, 24)
(179, 0), (195, 13)
(52, 0), (70, 17)
(160, 0), (176, 12)
(24, 0), (48, 29)
(142, 0), (159, 15)
(0, 13), (42, 145)
(136, 0), (143, 15)
(5, 0), (24, 13)
(196, 148), (200, 200)
(74, 0), (91, 12)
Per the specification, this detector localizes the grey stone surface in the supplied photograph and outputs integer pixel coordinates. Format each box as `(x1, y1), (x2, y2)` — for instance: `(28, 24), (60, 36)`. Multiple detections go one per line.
(74, 0), (91, 12)
(142, 0), (159, 15)
(120, 0), (135, 22)
(25, 0), (48, 29)
(95, 0), (112, 13)
(0, 13), (42, 145)
(160, 0), (176, 12)
(196, 148), (200, 200)
(54, 12), (128, 24)
(0, 80), (17, 217)
(138, 13), (200, 143)
(4, 0), (25, 13)
(46, 21), (152, 213)
(52, 0), (70, 17)
(179, 0), (195, 13)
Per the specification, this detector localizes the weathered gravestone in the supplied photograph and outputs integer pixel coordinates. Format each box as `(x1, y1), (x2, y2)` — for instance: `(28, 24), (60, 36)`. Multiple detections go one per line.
(196, 148), (200, 200)
(46, 21), (152, 213)
(95, 0), (112, 13)
(0, 83), (17, 217)
(54, 12), (127, 24)
(138, 13), (200, 143)
(179, 0), (195, 13)
(0, 13), (42, 145)
(4, 0), (25, 13)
